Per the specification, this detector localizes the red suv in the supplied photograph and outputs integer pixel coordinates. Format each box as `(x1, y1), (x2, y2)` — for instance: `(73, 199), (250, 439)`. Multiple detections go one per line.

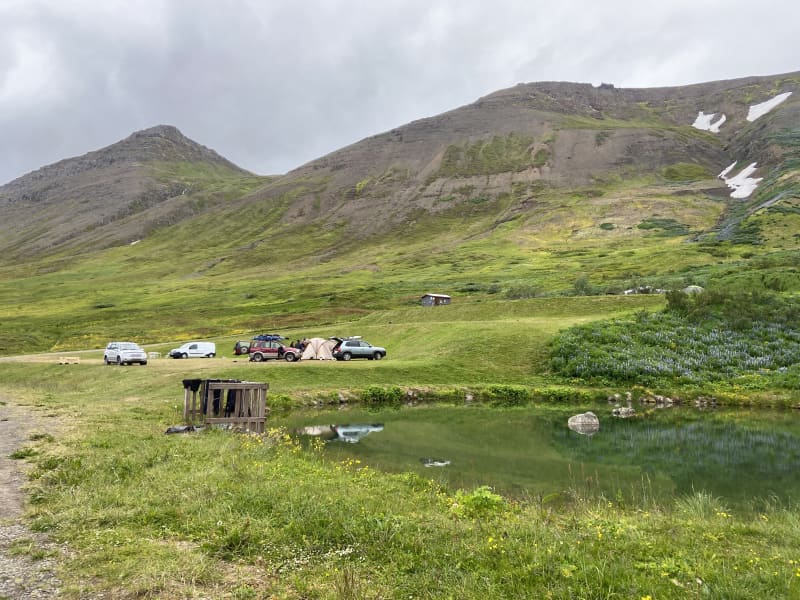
(249, 339), (301, 362)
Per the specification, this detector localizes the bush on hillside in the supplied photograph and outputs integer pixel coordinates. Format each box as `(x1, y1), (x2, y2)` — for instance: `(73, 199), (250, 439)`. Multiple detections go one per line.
(662, 162), (712, 181)
(550, 289), (800, 387)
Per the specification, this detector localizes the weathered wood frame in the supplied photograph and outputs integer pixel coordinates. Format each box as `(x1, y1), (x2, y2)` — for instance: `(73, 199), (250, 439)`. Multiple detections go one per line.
(183, 380), (269, 433)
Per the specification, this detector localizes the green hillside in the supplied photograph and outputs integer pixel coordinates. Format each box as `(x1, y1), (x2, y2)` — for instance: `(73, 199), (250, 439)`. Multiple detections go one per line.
(2, 73), (800, 600)
(0, 72), (798, 357)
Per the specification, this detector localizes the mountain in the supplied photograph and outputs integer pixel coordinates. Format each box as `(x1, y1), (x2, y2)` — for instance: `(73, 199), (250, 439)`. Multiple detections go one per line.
(243, 70), (799, 238)
(0, 71), (799, 352)
(0, 125), (265, 258)
(2, 72), (798, 261)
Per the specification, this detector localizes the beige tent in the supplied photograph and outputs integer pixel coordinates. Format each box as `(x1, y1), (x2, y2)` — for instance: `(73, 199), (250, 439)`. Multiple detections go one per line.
(300, 337), (336, 360)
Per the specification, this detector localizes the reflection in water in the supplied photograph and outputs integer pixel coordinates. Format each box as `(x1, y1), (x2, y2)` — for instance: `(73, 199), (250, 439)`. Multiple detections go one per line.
(282, 406), (800, 507)
(420, 458), (451, 467)
(567, 411), (600, 436)
(295, 423), (384, 443)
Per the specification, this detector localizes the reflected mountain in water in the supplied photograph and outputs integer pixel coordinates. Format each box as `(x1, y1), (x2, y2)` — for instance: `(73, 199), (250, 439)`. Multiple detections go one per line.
(295, 423), (384, 443)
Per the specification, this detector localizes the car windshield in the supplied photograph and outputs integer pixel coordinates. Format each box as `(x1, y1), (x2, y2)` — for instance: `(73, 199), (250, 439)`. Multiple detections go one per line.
(119, 343), (141, 350)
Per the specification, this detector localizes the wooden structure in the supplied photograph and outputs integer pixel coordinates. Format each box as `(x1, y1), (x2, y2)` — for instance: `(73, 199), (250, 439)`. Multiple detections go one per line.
(183, 379), (269, 433)
(420, 293), (451, 307)
(58, 356), (81, 364)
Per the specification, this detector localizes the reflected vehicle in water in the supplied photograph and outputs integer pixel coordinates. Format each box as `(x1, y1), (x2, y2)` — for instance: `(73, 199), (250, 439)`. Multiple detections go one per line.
(295, 423), (384, 443)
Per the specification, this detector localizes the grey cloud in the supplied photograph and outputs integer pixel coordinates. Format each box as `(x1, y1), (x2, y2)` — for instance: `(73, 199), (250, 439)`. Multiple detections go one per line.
(1, 0), (798, 184)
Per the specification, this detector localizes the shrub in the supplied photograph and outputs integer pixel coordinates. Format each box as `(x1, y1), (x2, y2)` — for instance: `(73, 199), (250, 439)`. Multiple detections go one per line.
(479, 385), (531, 407)
(573, 276), (593, 296)
(505, 284), (541, 299)
(663, 162), (712, 181)
(549, 288), (800, 388)
(450, 486), (507, 519)
(637, 218), (690, 236)
(360, 385), (403, 407)
(267, 394), (294, 414)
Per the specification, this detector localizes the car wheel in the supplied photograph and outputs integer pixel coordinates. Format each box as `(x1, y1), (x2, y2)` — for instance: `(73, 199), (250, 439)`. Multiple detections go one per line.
(116, 357), (121, 365)
(374, 352), (383, 360)
(104, 356), (110, 365)
(342, 352), (352, 361)
(181, 353), (189, 359)
(252, 353), (264, 362)
(284, 353), (297, 362)
(209, 353), (215, 358)
(141, 362), (147, 366)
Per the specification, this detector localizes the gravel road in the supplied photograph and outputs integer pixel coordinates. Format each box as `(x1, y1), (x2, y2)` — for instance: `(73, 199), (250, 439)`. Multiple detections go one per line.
(0, 399), (63, 599)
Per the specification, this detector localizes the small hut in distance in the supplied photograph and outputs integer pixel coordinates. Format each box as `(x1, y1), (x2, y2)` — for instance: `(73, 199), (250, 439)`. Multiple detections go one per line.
(420, 293), (451, 307)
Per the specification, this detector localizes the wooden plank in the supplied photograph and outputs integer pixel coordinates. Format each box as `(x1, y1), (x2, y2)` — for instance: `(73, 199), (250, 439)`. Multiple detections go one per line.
(206, 383), (269, 391)
(206, 417), (266, 424)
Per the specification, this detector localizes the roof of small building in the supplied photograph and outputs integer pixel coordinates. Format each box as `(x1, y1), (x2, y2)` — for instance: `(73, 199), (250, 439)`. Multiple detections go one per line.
(421, 293), (451, 299)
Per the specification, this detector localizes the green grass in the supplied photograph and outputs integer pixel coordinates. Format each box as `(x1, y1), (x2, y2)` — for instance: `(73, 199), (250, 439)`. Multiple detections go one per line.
(0, 157), (797, 356)
(2, 289), (799, 598)
(5, 361), (800, 597)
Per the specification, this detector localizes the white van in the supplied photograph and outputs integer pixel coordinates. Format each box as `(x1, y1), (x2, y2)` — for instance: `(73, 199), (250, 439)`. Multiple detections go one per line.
(168, 341), (216, 359)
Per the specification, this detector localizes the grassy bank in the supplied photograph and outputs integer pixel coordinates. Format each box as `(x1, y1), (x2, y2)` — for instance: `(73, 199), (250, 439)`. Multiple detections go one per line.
(2, 294), (799, 597)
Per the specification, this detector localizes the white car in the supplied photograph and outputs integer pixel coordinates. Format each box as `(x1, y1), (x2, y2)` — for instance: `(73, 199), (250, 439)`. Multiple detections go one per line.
(168, 341), (216, 359)
(104, 341), (148, 366)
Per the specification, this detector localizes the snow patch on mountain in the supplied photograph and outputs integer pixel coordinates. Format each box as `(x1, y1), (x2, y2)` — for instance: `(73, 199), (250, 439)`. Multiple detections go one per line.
(747, 92), (792, 122)
(718, 162), (762, 198)
(692, 111), (726, 133)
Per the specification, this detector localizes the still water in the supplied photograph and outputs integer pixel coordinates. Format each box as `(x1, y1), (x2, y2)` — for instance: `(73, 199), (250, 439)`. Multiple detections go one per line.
(274, 404), (800, 508)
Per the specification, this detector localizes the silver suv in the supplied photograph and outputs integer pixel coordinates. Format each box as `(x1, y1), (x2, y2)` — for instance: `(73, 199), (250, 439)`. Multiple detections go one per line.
(104, 341), (148, 366)
(331, 337), (387, 361)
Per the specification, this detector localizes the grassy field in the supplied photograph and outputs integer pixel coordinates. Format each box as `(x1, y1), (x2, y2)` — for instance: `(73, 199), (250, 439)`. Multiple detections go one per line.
(1, 135), (799, 596)
(3, 295), (800, 598)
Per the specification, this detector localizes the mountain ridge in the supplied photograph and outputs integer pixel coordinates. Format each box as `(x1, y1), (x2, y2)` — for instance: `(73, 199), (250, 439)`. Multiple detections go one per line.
(0, 124), (263, 258)
(0, 70), (798, 262)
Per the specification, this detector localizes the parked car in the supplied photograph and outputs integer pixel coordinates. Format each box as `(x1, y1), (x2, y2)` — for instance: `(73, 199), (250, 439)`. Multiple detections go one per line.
(168, 341), (216, 358)
(233, 340), (250, 355)
(249, 339), (300, 362)
(104, 341), (148, 366)
(331, 337), (387, 361)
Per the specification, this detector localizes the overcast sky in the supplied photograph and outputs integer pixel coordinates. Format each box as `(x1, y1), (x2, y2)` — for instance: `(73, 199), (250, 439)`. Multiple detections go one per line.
(1, 0), (798, 185)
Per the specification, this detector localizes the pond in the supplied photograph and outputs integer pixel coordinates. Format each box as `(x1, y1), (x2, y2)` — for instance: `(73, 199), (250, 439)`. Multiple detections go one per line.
(272, 403), (800, 509)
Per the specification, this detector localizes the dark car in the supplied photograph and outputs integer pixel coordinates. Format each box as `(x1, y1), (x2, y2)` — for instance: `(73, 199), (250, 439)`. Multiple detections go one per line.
(331, 337), (387, 361)
(249, 339), (301, 362)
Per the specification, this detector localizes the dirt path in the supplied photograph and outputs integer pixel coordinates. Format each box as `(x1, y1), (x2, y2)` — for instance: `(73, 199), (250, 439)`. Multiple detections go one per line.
(0, 399), (64, 599)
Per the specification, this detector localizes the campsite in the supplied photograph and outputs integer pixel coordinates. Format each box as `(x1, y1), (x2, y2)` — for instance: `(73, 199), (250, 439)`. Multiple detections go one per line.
(4, 293), (800, 599)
